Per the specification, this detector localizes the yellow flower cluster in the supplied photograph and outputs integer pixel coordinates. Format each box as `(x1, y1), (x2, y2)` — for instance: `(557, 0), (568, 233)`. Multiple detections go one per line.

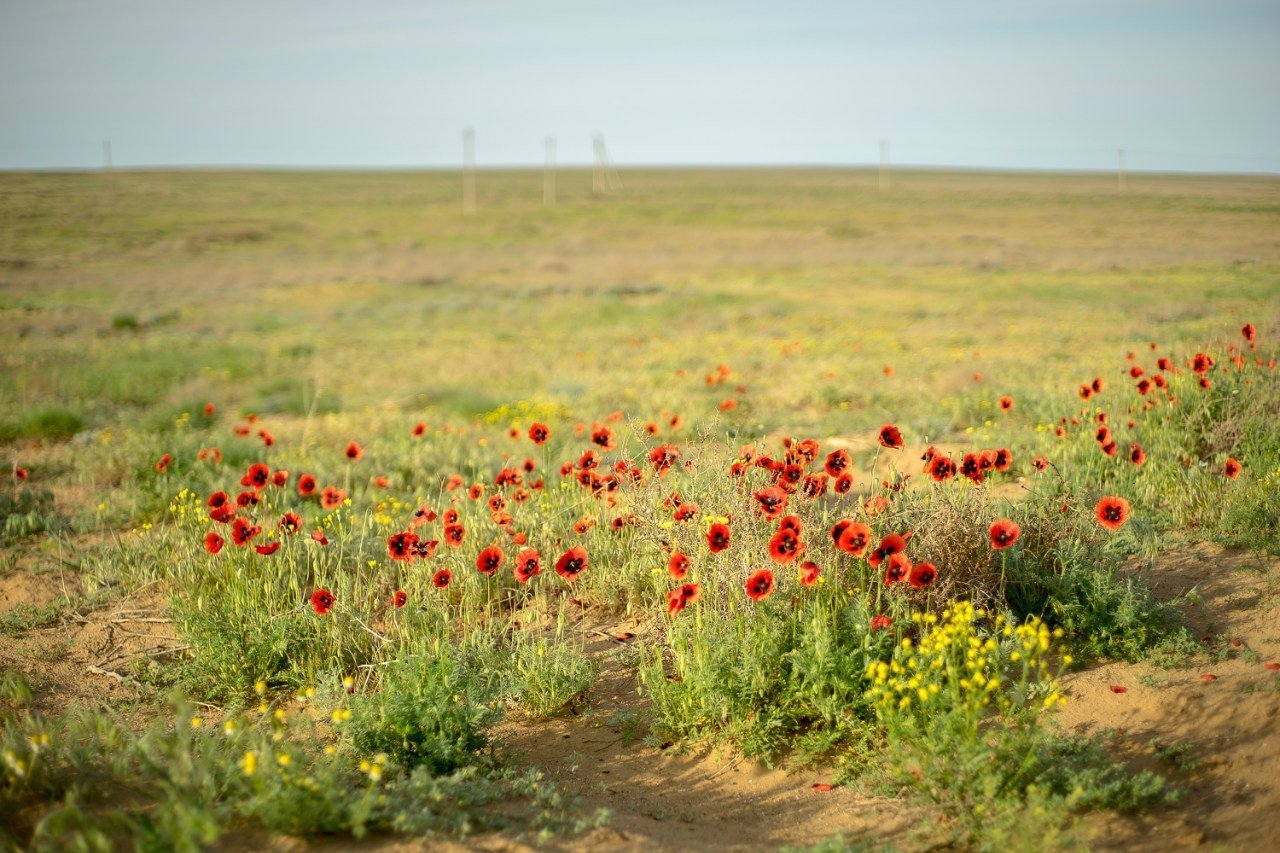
(864, 602), (1066, 724)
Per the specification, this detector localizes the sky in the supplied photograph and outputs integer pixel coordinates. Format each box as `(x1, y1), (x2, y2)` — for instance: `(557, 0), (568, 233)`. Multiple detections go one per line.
(1, 0), (1277, 172)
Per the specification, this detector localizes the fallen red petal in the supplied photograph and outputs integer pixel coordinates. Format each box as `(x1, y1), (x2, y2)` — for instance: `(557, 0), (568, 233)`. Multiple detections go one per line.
(811, 783), (835, 792)
(1109, 685), (1128, 694)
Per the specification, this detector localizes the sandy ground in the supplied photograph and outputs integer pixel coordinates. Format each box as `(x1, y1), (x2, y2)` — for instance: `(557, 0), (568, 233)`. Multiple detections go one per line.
(2, 538), (1277, 851)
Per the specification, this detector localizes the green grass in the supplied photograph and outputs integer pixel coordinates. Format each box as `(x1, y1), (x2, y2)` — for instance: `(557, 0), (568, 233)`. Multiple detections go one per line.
(1, 168), (1278, 848)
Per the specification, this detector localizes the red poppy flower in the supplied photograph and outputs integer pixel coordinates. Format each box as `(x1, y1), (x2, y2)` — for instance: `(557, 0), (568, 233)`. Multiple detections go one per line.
(443, 523), (466, 547)
(1129, 444), (1146, 466)
(207, 491), (230, 509)
(706, 523), (731, 553)
(320, 487), (346, 510)
(1191, 353), (1214, 375)
(573, 517), (595, 535)
(297, 474), (317, 497)
(475, 545), (504, 575)
(525, 422), (550, 445)
(1157, 357), (1172, 371)
(800, 472), (829, 498)
(445, 474), (464, 491)
(204, 532), (224, 554)
(835, 521), (873, 557)
(751, 486), (787, 519)
(514, 548), (541, 583)
(1242, 323), (1256, 342)
(258, 430), (275, 447)
(667, 582), (702, 616)
(673, 502), (699, 523)
(272, 470), (289, 488)
(203, 403), (216, 416)
(1095, 496), (1131, 531)
(412, 421), (427, 438)
(310, 529), (329, 546)
(1032, 456), (1049, 472)
(555, 546), (589, 581)
(977, 451), (996, 472)
(577, 450), (600, 471)
(280, 513), (302, 535)
(374, 476), (389, 489)
(870, 614), (892, 631)
(155, 453), (173, 473)
(231, 517), (262, 546)
(387, 531), (419, 560)
(467, 483), (484, 501)
(814, 468), (844, 494)
(410, 538), (437, 560)
(993, 449), (1012, 472)
(775, 514), (802, 536)
(999, 396), (1014, 412)
(780, 465), (805, 490)
(1129, 365), (1145, 379)
(868, 533), (908, 568)
(391, 589), (408, 608)
(878, 424), (904, 450)
(1079, 385), (1094, 400)
(310, 588), (334, 615)
(767, 530), (803, 564)
(824, 449), (852, 478)
(255, 541), (281, 556)
(668, 551), (690, 580)
(744, 569), (775, 602)
(799, 561), (821, 587)
(908, 562), (937, 589)
(884, 551), (911, 584)
(649, 444), (681, 475)
(591, 425), (617, 451)
(235, 490), (261, 508)
(1224, 458), (1241, 479)
(432, 569), (452, 589)
(239, 463), (268, 490)
(926, 456), (956, 482)
(14, 466), (29, 480)
(443, 508), (459, 525)
(960, 453), (984, 484)
(989, 519), (1020, 549)
(345, 441), (363, 460)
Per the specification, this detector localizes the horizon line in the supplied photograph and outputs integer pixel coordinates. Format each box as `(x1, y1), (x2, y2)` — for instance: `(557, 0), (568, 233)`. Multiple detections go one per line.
(2, 162), (1278, 178)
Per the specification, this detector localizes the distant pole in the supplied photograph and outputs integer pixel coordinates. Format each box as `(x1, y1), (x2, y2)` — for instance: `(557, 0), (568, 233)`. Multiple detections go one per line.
(1117, 147), (1126, 193)
(592, 134), (620, 196)
(879, 139), (890, 190)
(462, 128), (477, 216)
(544, 136), (556, 207)
(592, 135), (604, 197)
(103, 138), (112, 170)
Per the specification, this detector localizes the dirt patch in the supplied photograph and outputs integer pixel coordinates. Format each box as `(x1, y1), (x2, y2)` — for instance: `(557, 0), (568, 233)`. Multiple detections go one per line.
(490, 627), (928, 851)
(1062, 544), (1280, 850)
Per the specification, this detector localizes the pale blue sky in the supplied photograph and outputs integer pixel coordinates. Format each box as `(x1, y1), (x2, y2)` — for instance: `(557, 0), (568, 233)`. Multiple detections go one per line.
(2, 0), (1277, 171)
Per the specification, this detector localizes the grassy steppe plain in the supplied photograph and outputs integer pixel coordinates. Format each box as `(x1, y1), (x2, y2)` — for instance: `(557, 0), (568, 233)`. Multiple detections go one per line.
(1, 168), (1279, 851)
